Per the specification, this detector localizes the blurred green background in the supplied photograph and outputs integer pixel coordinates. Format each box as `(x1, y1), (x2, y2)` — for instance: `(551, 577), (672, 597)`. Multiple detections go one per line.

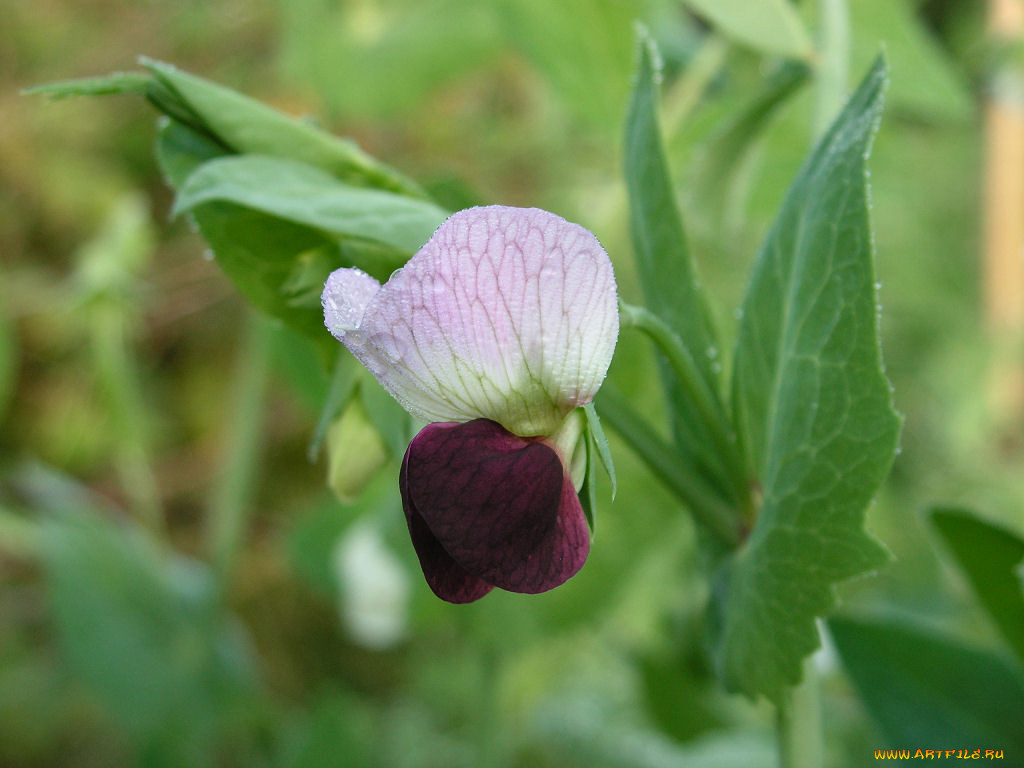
(2, 0), (1022, 766)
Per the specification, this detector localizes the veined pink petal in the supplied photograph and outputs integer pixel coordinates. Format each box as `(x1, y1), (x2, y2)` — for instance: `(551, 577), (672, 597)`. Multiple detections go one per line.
(322, 206), (618, 435)
(400, 420), (590, 601)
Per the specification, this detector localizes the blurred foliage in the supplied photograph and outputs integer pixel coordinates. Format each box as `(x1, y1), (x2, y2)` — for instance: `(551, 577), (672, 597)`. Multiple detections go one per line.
(3, 0), (1024, 766)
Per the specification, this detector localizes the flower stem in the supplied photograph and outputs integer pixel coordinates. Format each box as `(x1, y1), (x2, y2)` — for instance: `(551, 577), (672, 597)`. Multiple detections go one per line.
(206, 310), (273, 585)
(618, 300), (752, 517)
(777, 658), (823, 768)
(597, 387), (740, 547)
(90, 302), (164, 534)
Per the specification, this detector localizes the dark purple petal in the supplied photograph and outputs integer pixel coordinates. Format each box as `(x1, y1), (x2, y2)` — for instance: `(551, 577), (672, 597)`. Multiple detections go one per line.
(400, 456), (494, 604)
(400, 419), (589, 600)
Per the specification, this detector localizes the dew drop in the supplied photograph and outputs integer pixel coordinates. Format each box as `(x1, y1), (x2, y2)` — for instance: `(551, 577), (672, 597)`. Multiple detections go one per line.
(202, 249), (215, 261)
(706, 346), (718, 360)
(733, 308), (744, 320)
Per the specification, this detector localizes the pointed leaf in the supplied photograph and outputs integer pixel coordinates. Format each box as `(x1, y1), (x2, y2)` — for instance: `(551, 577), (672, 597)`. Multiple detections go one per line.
(583, 402), (616, 499)
(624, 31), (732, 495)
(24, 72), (150, 99)
(173, 155), (448, 255)
(715, 58), (901, 702)
(930, 507), (1024, 665)
(579, 431), (598, 533)
(681, 0), (814, 60)
(155, 122), (404, 339)
(829, 615), (1024, 752)
(850, 0), (972, 123)
(141, 58), (423, 196)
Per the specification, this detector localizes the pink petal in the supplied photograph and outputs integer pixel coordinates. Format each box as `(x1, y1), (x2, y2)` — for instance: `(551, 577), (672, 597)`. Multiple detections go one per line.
(400, 420), (590, 600)
(322, 206), (618, 435)
(322, 267), (381, 335)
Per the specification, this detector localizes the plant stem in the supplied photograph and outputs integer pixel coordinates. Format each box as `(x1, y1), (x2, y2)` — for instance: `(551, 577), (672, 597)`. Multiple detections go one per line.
(777, 658), (823, 768)
(91, 304), (163, 533)
(618, 300), (751, 516)
(597, 387), (740, 547)
(207, 310), (273, 585)
(814, 0), (850, 137)
(662, 35), (729, 136)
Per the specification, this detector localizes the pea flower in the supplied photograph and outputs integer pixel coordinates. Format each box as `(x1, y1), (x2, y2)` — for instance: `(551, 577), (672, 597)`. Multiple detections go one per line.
(322, 206), (618, 603)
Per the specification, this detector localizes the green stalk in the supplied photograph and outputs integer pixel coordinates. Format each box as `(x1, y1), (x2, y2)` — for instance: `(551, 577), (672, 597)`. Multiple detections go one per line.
(618, 300), (751, 516)
(91, 303), (163, 533)
(206, 311), (273, 583)
(777, 659), (823, 768)
(814, 0), (850, 137)
(598, 387), (740, 547)
(662, 35), (730, 136)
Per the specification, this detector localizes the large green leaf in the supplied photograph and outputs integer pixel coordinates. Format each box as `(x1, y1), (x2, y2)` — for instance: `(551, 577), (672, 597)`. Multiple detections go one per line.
(930, 507), (1024, 664)
(173, 155), (448, 255)
(681, 0), (814, 61)
(42, 513), (257, 763)
(156, 121), (404, 339)
(141, 58), (424, 196)
(830, 615), (1024, 752)
(715, 58), (901, 702)
(29, 60), (423, 196)
(624, 31), (734, 500)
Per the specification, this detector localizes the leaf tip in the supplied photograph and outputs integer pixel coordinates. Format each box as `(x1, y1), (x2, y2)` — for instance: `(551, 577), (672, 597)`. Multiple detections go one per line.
(631, 23), (663, 84)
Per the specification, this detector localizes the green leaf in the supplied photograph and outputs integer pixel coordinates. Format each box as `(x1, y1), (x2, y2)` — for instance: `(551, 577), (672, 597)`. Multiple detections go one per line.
(502, 0), (638, 126)
(308, 352), (359, 461)
(597, 387), (740, 548)
(23, 71), (151, 99)
(849, 0), (972, 123)
(277, 690), (376, 768)
(155, 116), (226, 188)
(141, 58), (423, 196)
(681, 0), (814, 60)
(359, 375), (411, 461)
(624, 31), (734, 499)
(173, 155), (448, 255)
(579, 434), (598, 534)
(41, 513), (256, 760)
(930, 507), (1024, 665)
(583, 403), (616, 499)
(155, 123), (359, 340)
(690, 62), (809, 231)
(829, 615), (1024, 752)
(716, 58), (901, 703)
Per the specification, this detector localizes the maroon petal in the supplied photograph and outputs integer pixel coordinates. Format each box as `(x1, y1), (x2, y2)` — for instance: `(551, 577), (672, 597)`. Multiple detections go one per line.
(400, 419), (590, 600)
(400, 456), (494, 604)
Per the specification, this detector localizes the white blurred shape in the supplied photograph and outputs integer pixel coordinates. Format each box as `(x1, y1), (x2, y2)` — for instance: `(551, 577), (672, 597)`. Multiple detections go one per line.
(334, 521), (410, 650)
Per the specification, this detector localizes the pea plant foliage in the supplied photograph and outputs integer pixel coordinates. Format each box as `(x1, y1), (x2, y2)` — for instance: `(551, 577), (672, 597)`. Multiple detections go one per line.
(31, 30), (899, 710)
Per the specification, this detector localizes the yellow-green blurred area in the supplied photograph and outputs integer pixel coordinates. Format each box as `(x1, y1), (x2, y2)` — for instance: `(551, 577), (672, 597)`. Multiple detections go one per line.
(2, 1), (1022, 766)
